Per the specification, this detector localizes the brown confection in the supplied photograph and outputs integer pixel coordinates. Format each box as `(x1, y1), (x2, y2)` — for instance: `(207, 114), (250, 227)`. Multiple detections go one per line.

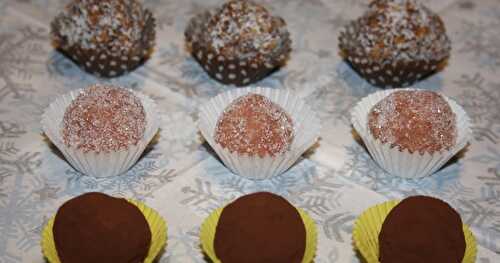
(379, 196), (466, 263)
(62, 84), (146, 153)
(368, 90), (456, 154)
(339, 0), (451, 87)
(51, 0), (155, 77)
(185, 0), (291, 86)
(214, 192), (306, 263)
(214, 93), (294, 157)
(53, 192), (151, 263)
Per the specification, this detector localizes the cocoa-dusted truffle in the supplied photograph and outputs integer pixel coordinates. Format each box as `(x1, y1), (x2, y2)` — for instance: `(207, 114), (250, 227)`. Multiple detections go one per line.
(62, 84), (146, 153)
(379, 196), (466, 263)
(214, 93), (294, 157)
(53, 192), (151, 263)
(339, 0), (451, 87)
(214, 192), (306, 263)
(185, 0), (291, 86)
(51, 0), (155, 77)
(368, 90), (456, 154)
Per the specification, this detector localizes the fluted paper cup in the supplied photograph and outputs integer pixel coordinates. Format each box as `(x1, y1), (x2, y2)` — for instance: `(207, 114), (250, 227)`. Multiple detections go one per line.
(198, 87), (321, 180)
(352, 200), (477, 263)
(200, 206), (317, 263)
(41, 199), (167, 263)
(351, 88), (471, 178)
(41, 88), (160, 177)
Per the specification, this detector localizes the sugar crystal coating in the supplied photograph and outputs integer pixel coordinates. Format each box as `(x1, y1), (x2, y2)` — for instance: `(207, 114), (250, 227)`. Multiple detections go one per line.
(339, 0), (450, 64)
(368, 90), (456, 154)
(215, 93), (293, 157)
(52, 0), (148, 55)
(62, 84), (146, 153)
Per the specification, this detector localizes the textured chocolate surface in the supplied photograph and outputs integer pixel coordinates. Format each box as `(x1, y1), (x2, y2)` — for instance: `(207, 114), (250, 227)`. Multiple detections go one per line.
(379, 196), (466, 263)
(51, 0), (156, 77)
(214, 192), (306, 263)
(339, 0), (450, 63)
(53, 192), (151, 263)
(185, 0), (291, 86)
(368, 90), (456, 154)
(338, 0), (450, 87)
(215, 93), (294, 157)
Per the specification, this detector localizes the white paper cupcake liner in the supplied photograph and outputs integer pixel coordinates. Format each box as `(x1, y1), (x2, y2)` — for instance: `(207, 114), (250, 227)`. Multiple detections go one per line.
(198, 87), (321, 180)
(41, 88), (160, 178)
(351, 88), (471, 179)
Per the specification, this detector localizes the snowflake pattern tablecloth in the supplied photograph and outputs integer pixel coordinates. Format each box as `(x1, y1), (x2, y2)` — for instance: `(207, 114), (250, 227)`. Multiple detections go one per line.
(0, 0), (499, 262)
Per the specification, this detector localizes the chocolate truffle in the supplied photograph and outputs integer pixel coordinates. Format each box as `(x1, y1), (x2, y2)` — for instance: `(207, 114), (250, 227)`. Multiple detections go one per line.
(185, 0), (291, 86)
(214, 93), (294, 157)
(53, 192), (151, 263)
(62, 84), (146, 153)
(214, 192), (306, 263)
(51, 0), (155, 77)
(379, 196), (466, 263)
(339, 0), (451, 87)
(368, 90), (456, 154)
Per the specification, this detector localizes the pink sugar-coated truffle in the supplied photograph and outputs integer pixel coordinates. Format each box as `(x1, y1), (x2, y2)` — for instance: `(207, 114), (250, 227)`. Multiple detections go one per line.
(62, 84), (146, 153)
(368, 90), (456, 154)
(214, 93), (294, 157)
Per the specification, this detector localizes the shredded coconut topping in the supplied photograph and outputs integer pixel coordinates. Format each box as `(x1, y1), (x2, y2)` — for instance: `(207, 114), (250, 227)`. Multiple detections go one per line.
(200, 0), (288, 59)
(52, 0), (147, 54)
(340, 0), (451, 63)
(62, 84), (146, 153)
(215, 93), (294, 157)
(368, 90), (456, 154)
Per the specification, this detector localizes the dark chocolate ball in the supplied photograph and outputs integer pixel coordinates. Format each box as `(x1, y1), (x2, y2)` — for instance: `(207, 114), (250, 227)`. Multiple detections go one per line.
(379, 196), (466, 263)
(214, 192), (306, 263)
(53, 192), (151, 263)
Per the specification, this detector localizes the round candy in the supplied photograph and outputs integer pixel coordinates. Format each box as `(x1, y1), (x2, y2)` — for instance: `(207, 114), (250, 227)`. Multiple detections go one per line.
(53, 192), (151, 263)
(214, 192), (306, 263)
(205, 0), (287, 59)
(62, 84), (146, 153)
(349, 0), (450, 63)
(214, 93), (294, 157)
(368, 90), (456, 154)
(379, 196), (466, 263)
(53, 0), (148, 54)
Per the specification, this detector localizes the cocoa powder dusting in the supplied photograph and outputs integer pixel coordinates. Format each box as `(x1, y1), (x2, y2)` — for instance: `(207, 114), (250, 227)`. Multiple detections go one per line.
(214, 192), (306, 263)
(379, 196), (466, 263)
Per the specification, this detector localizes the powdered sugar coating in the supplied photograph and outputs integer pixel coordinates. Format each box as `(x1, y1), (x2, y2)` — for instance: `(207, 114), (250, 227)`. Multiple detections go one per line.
(52, 0), (147, 55)
(339, 0), (450, 64)
(62, 84), (146, 153)
(368, 90), (456, 154)
(215, 93), (294, 157)
(198, 0), (288, 60)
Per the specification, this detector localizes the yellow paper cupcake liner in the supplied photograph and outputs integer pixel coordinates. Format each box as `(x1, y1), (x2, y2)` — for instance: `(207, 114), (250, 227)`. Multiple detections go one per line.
(41, 199), (167, 263)
(200, 207), (317, 263)
(352, 200), (477, 263)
